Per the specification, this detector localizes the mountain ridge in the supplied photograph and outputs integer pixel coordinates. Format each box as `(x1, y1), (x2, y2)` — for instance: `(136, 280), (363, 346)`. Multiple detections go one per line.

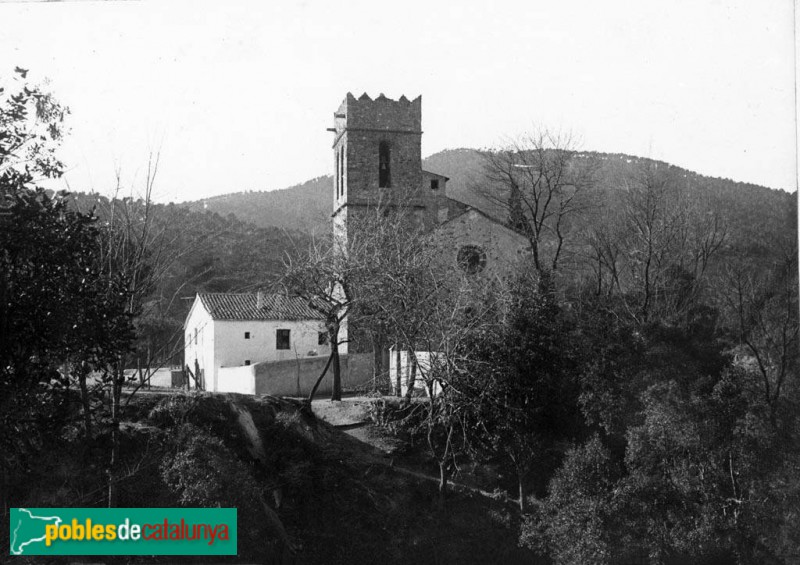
(177, 148), (795, 235)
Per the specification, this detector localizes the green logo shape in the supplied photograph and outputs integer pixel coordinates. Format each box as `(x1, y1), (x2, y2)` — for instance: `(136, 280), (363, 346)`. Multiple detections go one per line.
(9, 508), (237, 556)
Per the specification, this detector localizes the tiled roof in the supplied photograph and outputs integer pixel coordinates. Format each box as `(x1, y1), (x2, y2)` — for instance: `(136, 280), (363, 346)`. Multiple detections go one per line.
(198, 293), (325, 321)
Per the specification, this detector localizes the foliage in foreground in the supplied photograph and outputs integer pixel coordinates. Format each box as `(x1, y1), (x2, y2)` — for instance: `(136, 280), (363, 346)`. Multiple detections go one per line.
(516, 286), (799, 564)
(3, 393), (539, 564)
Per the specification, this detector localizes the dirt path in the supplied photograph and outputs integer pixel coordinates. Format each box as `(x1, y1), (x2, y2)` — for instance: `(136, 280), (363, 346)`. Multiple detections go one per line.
(283, 395), (516, 506)
(388, 464), (509, 501)
(333, 420), (513, 505)
(309, 395), (375, 426)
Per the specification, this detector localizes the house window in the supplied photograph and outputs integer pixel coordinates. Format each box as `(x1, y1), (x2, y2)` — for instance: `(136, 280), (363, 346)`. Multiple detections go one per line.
(244, 331), (250, 339)
(430, 179), (439, 190)
(244, 360), (251, 366)
(318, 331), (329, 346)
(378, 141), (391, 188)
(276, 329), (291, 350)
(194, 328), (198, 345)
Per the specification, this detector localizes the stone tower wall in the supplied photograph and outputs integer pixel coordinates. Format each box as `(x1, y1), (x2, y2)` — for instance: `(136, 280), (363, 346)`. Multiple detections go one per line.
(334, 93), (445, 252)
(332, 93), (425, 215)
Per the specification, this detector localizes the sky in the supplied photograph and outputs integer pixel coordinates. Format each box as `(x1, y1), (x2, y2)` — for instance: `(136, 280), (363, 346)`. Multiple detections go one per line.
(0, 0), (796, 202)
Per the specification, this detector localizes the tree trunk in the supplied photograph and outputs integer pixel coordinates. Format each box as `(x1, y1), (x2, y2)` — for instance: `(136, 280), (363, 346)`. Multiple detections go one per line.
(330, 343), (342, 401)
(107, 362), (123, 507)
(395, 347), (402, 397)
(404, 352), (418, 400)
(372, 334), (385, 392)
(438, 462), (449, 502)
(78, 366), (92, 442)
(308, 351), (334, 404)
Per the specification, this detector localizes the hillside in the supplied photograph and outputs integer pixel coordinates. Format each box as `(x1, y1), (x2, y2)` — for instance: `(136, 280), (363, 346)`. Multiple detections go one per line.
(179, 149), (796, 255)
(181, 176), (333, 234)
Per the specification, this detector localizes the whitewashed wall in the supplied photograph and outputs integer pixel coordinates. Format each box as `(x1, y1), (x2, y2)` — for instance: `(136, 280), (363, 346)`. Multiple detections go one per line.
(184, 298), (215, 391)
(216, 365), (257, 395)
(212, 319), (329, 392)
(214, 353), (374, 397)
(214, 319), (328, 365)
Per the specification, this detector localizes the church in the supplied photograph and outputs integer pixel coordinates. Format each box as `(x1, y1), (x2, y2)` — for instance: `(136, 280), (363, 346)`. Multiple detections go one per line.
(329, 92), (531, 393)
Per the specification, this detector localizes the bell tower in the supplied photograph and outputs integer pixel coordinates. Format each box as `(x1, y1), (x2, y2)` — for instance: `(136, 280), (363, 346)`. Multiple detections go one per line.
(330, 92), (429, 246)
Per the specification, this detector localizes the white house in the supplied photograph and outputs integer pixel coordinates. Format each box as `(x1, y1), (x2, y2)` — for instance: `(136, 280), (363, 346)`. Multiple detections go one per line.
(184, 292), (335, 392)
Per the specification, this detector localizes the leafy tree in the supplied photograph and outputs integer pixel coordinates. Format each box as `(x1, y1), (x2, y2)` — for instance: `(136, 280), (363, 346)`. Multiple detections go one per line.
(0, 69), (133, 502)
(617, 369), (792, 564)
(528, 364), (798, 565)
(520, 436), (621, 565)
(460, 269), (582, 510)
(0, 188), (132, 456)
(0, 67), (67, 181)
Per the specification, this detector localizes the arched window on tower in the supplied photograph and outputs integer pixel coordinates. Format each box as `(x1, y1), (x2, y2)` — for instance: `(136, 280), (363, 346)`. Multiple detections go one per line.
(339, 149), (345, 197)
(379, 141), (391, 188)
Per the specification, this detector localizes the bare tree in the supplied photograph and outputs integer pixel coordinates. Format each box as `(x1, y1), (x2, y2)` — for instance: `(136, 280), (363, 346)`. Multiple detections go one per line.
(282, 198), (430, 402)
(621, 162), (688, 321)
(93, 153), (199, 506)
(282, 237), (351, 402)
(399, 276), (497, 499)
(583, 160), (726, 323)
(478, 129), (597, 273)
(723, 243), (799, 428)
(581, 188), (627, 298)
(362, 229), (506, 497)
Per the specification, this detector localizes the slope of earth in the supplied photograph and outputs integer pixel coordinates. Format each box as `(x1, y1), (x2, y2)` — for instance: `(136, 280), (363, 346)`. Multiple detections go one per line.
(4, 392), (538, 565)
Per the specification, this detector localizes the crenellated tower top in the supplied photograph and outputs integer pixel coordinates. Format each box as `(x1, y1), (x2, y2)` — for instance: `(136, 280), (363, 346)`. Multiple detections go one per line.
(331, 93), (422, 140)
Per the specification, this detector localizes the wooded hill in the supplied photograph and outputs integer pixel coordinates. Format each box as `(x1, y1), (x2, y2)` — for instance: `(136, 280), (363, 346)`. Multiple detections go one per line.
(180, 148), (795, 256)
